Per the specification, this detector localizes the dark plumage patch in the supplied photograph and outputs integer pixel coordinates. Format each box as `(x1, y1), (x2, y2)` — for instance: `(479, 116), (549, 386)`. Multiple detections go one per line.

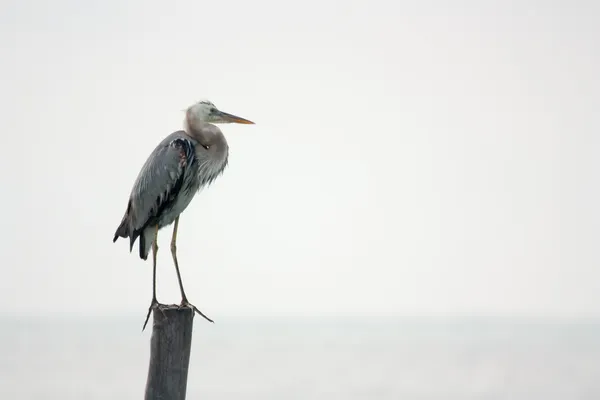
(173, 138), (194, 168)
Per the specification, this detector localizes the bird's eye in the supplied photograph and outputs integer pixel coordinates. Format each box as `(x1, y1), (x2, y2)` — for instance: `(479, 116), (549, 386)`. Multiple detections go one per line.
(210, 108), (216, 113)
(202, 144), (210, 150)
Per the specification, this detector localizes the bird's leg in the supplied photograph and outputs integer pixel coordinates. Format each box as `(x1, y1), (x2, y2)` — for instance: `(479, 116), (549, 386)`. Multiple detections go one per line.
(151, 226), (159, 303)
(142, 225), (162, 331)
(171, 216), (214, 323)
(171, 216), (188, 302)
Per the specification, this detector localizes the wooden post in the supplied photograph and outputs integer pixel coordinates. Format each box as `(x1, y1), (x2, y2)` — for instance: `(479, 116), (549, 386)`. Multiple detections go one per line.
(144, 304), (195, 400)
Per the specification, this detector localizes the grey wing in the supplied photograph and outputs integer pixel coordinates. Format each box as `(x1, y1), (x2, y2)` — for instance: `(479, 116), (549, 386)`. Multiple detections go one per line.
(113, 133), (195, 253)
(128, 136), (193, 233)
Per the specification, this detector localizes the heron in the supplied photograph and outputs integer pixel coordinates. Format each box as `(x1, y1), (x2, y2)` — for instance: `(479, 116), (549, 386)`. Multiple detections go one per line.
(113, 100), (254, 329)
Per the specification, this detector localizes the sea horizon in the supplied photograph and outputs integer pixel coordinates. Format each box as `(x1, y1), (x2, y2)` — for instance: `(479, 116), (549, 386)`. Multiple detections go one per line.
(2, 313), (599, 399)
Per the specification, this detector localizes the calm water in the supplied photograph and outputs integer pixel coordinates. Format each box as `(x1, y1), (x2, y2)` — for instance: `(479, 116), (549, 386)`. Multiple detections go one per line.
(0, 315), (599, 399)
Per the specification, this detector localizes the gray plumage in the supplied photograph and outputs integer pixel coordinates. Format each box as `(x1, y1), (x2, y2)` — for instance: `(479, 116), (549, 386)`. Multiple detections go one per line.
(113, 124), (228, 259)
(113, 99), (254, 329)
(113, 100), (253, 259)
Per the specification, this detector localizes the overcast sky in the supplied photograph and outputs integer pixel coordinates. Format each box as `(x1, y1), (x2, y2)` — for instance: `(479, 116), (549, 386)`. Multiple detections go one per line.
(0, 0), (598, 318)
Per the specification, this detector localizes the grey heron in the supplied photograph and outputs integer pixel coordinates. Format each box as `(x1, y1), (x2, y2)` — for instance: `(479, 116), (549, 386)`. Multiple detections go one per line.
(113, 100), (254, 329)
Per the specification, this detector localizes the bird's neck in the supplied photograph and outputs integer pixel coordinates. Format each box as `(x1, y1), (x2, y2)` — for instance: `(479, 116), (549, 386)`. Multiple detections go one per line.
(183, 115), (192, 136)
(184, 112), (213, 136)
(184, 115), (202, 138)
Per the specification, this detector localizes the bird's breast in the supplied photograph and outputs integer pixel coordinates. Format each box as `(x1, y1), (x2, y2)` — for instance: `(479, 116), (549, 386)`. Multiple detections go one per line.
(191, 142), (229, 188)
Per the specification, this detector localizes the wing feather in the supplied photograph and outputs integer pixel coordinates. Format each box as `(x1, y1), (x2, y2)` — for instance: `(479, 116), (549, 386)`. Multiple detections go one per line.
(128, 134), (194, 235)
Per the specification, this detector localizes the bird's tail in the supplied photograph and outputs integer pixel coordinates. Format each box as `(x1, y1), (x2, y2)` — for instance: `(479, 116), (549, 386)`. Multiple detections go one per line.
(113, 201), (153, 260)
(113, 215), (129, 242)
(138, 227), (154, 261)
(113, 202), (137, 252)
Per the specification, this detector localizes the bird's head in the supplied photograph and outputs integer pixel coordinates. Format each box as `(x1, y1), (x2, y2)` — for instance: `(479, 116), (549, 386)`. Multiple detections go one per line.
(186, 100), (255, 125)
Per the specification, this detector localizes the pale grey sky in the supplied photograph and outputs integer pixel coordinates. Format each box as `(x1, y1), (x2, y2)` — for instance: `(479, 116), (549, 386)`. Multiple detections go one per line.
(0, 0), (598, 317)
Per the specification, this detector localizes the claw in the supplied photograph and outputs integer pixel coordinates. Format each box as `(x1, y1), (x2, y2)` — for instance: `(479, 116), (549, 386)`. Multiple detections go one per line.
(142, 298), (167, 331)
(179, 299), (214, 323)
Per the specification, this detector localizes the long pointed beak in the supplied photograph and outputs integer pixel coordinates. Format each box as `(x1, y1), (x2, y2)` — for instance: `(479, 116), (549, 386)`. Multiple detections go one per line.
(217, 110), (255, 124)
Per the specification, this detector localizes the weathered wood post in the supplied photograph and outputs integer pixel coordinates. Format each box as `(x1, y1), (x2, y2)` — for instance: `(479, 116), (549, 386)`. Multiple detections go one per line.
(144, 304), (196, 400)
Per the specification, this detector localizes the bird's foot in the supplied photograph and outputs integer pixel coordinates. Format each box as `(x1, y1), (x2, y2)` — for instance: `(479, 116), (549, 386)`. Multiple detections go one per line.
(142, 297), (167, 331)
(179, 298), (214, 323)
